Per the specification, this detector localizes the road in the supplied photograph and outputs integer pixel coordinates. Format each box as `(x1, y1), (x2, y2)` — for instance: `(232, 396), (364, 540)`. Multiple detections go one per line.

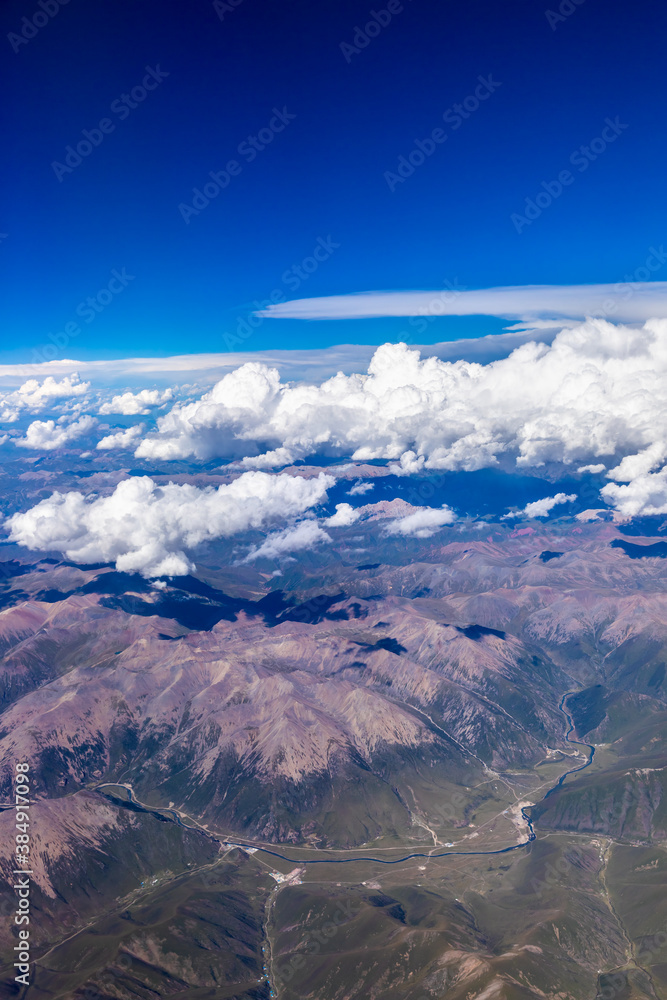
(93, 692), (596, 867)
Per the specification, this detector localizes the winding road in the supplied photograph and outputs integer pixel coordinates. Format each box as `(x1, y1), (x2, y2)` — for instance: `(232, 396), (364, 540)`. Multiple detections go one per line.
(95, 692), (596, 867)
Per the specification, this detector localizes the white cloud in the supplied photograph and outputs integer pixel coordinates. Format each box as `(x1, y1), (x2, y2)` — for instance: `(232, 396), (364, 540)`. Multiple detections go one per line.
(606, 442), (667, 482)
(348, 481), (374, 496)
(134, 322), (667, 494)
(240, 447), (295, 469)
(244, 519), (332, 561)
(5, 471), (334, 578)
(8, 317), (667, 523)
(256, 282), (667, 324)
(15, 415), (97, 451)
(385, 505), (456, 538)
(0, 328), (572, 391)
(134, 362), (285, 462)
(600, 469), (667, 517)
(99, 388), (173, 415)
(577, 463), (606, 474)
(388, 450), (426, 476)
(96, 424), (145, 450)
(325, 502), (361, 527)
(16, 374), (89, 408)
(0, 374), (90, 423)
(504, 492), (577, 519)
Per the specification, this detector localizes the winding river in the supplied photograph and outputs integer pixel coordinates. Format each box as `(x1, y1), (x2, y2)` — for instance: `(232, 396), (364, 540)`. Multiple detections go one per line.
(96, 692), (596, 866)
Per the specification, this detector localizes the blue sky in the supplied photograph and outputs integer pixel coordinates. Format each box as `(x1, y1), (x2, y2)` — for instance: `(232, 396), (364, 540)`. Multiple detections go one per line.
(2, 0), (666, 361)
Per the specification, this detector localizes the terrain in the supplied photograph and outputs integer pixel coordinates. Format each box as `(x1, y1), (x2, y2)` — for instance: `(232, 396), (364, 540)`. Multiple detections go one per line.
(1, 500), (667, 999)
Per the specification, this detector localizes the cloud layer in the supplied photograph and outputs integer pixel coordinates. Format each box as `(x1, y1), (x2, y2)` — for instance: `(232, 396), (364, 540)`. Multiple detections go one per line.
(133, 321), (667, 520)
(256, 282), (667, 323)
(6, 318), (667, 522)
(6, 472), (334, 577)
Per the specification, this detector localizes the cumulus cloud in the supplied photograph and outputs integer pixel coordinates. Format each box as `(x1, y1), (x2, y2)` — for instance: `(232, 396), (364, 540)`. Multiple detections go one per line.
(134, 322), (667, 504)
(600, 470), (667, 517)
(0, 406), (19, 423)
(240, 447), (296, 469)
(15, 415), (97, 451)
(5, 471), (334, 578)
(255, 282), (667, 323)
(606, 442), (667, 482)
(388, 450), (426, 476)
(99, 388), (174, 415)
(348, 481), (374, 496)
(244, 519), (332, 561)
(325, 502), (361, 527)
(0, 331), (567, 388)
(11, 318), (667, 521)
(504, 492), (577, 519)
(385, 505), (457, 538)
(0, 374), (90, 422)
(577, 463), (606, 474)
(96, 425), (145, 450)
(17, 374), (89, 407)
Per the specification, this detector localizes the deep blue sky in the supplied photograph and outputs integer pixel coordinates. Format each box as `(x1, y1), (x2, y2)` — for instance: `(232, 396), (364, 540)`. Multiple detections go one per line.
(2, 0), (665, 361)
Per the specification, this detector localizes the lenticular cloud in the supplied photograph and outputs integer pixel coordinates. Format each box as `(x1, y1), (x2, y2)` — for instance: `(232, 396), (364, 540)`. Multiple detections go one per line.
(5, 471), (334, 577)
(134, 320), (667, 490)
